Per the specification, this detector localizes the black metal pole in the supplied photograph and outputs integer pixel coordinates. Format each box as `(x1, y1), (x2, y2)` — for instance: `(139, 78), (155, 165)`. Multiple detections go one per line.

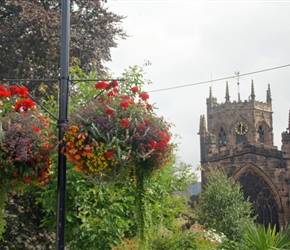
(57, 0), (70, 249)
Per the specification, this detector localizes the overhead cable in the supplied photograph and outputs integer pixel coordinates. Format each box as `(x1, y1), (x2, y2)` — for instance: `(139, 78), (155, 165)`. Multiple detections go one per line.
(147, 64), (290, 93)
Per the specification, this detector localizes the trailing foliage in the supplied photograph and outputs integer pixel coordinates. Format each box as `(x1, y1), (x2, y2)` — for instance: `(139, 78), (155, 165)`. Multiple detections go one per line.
(39, 164), (136, 249)
(37, 158), (196, 249)
(195, 167), (255, 242)
(0, 190), (7, 239)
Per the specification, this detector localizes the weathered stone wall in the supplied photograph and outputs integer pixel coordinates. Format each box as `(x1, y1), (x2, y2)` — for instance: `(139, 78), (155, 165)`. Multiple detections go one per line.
(200, 85), (290, 228)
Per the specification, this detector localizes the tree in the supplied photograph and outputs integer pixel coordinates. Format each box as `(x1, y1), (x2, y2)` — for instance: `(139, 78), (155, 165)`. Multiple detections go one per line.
(195, 167), (255, 242)
(0, 0), (126, 80)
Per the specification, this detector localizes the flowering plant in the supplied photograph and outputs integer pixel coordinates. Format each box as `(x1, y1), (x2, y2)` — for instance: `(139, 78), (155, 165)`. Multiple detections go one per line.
(62, 81), (173, 180)
(0, 84), (57, 192)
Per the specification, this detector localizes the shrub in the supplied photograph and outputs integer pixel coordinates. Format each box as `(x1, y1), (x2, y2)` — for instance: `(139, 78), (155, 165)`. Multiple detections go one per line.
(195, 167), (255, 241)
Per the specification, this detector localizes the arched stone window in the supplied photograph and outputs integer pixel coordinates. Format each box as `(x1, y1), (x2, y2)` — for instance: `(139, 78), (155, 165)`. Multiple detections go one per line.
(218, 127), (226, 146)
(258, 125), (265, 143)
(237, 168), (279, 229)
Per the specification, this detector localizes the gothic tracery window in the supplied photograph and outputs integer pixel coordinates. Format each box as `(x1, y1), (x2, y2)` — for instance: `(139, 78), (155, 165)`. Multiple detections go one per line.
(218, 127), (226, 146)
(238, 168), (279, 230)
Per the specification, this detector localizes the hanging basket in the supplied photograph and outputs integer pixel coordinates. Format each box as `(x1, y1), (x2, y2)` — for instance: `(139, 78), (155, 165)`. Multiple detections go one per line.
(0, 84), (57, 192)
(62, 81), (174, 181)
(0, 110), (56, 192)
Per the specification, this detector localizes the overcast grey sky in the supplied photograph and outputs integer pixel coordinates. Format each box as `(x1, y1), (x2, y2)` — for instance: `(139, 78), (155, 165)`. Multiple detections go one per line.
(105, 1), (290, 177)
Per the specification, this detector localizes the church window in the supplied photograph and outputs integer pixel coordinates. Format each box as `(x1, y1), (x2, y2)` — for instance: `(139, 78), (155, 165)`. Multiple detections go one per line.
(238, 169), (279, 230)
(218, 127), (226, 146)
(258, 125), (265, 143)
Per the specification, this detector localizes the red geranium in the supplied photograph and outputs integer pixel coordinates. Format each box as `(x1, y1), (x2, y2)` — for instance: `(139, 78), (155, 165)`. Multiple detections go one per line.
(139, 92), (149, 101)
(107, 91), (116, 97)
(106, 80), (119, 90)
(120, 101), (130, 108)
(14, 99), (35, 111)
(130, 86), (139, 93)
(32, 126), (40, 132)
(105, 151), (114, 159)
(120, 118), (130, 128)
(105, 108), (114, 115)
(0, 90), (10, 98)
(95, 81), (108, 90)
(148, 140), (157, 149)
(9, 86), (28, 97)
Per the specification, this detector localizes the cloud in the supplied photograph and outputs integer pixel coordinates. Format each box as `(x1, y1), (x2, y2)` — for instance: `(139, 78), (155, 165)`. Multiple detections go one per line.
(105, 1), (290, 178)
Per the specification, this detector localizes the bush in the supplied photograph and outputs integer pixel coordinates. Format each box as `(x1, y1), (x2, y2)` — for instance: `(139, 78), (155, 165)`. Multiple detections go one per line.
(195, 167), (255, 241)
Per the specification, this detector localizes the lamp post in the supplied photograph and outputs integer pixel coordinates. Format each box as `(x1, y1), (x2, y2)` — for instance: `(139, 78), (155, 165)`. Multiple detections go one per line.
(56, 0), (70, 249)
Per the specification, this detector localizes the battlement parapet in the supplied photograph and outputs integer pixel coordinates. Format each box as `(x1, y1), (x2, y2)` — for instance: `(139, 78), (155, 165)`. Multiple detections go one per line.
(207, 99), (272, 114)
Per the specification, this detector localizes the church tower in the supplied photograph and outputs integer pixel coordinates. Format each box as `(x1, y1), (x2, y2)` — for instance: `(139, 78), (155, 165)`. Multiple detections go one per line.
(199, 81), (290, 229)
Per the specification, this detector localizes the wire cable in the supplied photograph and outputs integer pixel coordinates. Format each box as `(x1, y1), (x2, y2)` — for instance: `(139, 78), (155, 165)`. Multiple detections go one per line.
(147, 64), (290, 93)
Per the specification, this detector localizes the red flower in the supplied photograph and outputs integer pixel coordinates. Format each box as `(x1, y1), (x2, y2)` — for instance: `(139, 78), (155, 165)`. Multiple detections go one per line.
(130, 86), (139, 93)
(120, 118), (130, 128)
(105, 151), (114, 159)
(120, 101), (130, 108)
(13, 173), (19, 177)
(105, 108), (114, 115)
(148, 140), (157, 149)
(14, 99), (35, 111)
(9, 86), (20, 95)
(107, 91), (115, 97)
(32, 126), (40, 132)
(139, 92), (149, 101)
(17, 87), (29, 97)
(95, 81), (108, 90)
(9, 86), (28, 97)
(144, 119), (150, 125)
(41, 145), (50, 150)
(121, 95), (131, 100)
(0, 84), (6, 92)
(113, 87), (119, 93)
(0, 90), (11, 98)
(138, 124), (145, 131)
(106, 80), (119, 90)
(23, 176), (31, 183)
(146, 103), (152, 110)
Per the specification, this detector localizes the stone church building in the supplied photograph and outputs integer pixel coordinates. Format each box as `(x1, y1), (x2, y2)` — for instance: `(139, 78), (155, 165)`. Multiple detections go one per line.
(199, 81), (290, 229)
